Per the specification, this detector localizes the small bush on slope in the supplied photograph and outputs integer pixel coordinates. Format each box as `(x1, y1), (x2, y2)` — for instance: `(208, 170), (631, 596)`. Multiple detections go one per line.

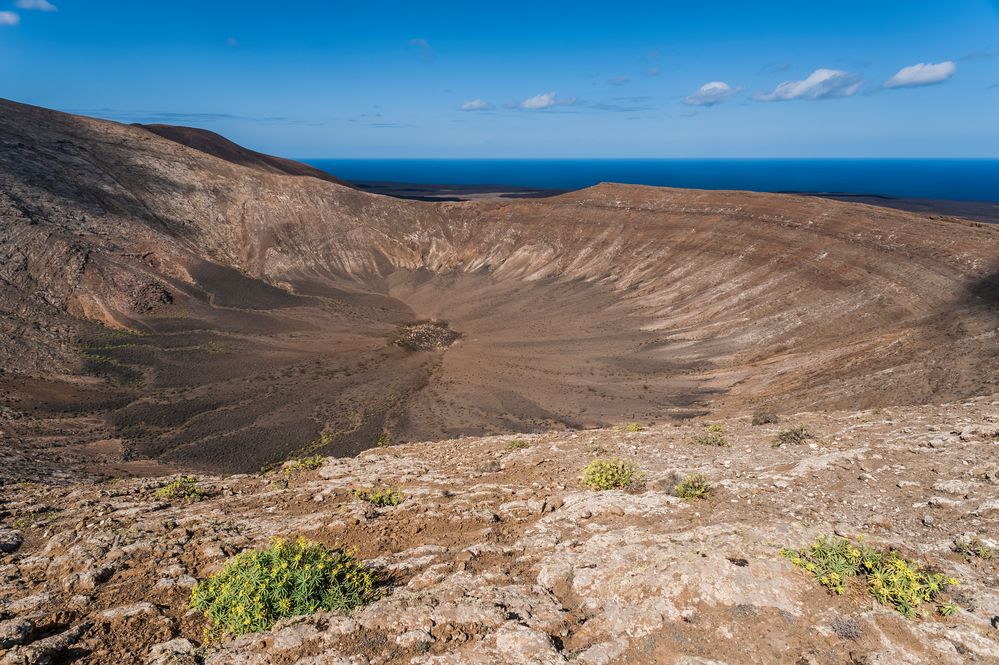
(353, 487), (405, 507)
(952, 536), (993, 560)
(284, 455), (325, 475)
(581, 458), (642, 490)
(190, 537), (377, 638)
(674, 473), (711, 500)
(691, 423), (728, 447)
(781, 535), (959, 617)
(751, 412), (779, 425)
(154, 476), (204, 502)
(772, 426), (815, 448)
(616, 422), (644, 432)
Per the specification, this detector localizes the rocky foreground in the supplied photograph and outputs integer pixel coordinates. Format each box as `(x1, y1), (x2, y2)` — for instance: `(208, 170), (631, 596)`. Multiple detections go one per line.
(2, 397), (997, 664)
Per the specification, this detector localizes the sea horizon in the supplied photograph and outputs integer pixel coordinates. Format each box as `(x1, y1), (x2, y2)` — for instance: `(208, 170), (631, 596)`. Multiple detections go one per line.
(303, 157), (999, 203)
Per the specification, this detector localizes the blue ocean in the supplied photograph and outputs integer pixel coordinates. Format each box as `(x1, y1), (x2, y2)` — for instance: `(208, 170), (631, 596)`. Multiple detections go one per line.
(302, 159), (999, 202)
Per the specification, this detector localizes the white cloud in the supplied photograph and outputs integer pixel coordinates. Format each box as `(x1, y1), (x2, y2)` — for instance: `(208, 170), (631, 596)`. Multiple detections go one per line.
(754, 68), (862, 101)
(521, 91), (557, 109)
(0, 11), (19, 25)
(883, 61), (956, 88)
(15, 0), (57, 10)
(460, 99), (491, 111)
(607, 76), (630, 86)
(684, 81), (736, 106)
(409, 38), (429, 49)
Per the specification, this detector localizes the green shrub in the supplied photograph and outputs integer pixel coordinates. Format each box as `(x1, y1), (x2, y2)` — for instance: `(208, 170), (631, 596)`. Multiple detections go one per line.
(674, 473), (711, 500)
(284, 455), (325, 475)
(506, 439), (530, 450)
(781, 535), (959, 617)
(353, 487), (405, 507)
(772, 426), (814, 448)
(154, 476), (204, 502)
(952, 536), (993, 560)
(691, 423), (728, 447)
(751, 412), (779, 425)
(376, 433), (392, 448)
(190, 537), (377, 638)
(938, 602), (959, 616)
(581, 458), (642, 490)
(614, 423), (645, 432)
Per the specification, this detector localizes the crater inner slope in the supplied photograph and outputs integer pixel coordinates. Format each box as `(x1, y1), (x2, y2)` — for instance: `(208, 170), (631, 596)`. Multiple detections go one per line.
(1, 98), (996, 474)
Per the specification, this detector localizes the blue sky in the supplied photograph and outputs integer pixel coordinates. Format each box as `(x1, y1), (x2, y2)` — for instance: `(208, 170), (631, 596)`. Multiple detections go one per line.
(2, 0), (998, 158)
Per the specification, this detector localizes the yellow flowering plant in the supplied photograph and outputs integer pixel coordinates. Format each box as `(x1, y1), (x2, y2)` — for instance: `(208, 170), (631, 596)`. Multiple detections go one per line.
(190, 537), (378, 638)
(580, 458), (643, 490)
(781, 535), (959, 617)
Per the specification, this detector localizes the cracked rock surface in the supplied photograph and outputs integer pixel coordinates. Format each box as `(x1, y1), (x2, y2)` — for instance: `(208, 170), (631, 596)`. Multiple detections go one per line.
(2, 397), (998, 663)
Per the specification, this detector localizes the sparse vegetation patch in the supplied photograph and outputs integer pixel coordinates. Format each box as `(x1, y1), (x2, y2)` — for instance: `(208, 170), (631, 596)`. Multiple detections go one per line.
(353, 487), (405, 507)
(781, 535), (959, 617)
(154, 476), (205, 502)
(190, 537), (377, 638)
(674, 473), (711, 500)
(752, 412), (779, 425)
(506, 439), (530, 450)
(617, 422), (644, 432)
(581, 458), (642, 490)
(772, 426), (815, 448)
(952, 536), (993, 560)
(284, 455), (325, 475)
(691, 423), (728, 447)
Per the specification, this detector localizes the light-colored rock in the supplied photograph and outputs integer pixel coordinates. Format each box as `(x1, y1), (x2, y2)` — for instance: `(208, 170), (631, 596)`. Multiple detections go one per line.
(146, 637), (197, 665)
(1, 624), (84, 665)
(272, 622), (320, 651)
(0, 529), (22, 554)
(98, 602), (160, 620)
(933, 479), (971, 496)
(492, 624), (564, 664)
(0, 618), (33, 649)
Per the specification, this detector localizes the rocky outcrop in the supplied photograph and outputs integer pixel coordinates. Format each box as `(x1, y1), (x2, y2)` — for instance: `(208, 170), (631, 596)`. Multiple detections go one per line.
(1, 397), (997, 663)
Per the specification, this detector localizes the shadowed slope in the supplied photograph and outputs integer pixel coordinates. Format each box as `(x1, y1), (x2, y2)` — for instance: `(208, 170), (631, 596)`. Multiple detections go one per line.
(1, 98), (996, 473)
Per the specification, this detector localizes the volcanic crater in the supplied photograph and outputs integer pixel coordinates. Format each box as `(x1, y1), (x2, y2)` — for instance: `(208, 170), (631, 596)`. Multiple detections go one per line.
(0, 98), (997, 478)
